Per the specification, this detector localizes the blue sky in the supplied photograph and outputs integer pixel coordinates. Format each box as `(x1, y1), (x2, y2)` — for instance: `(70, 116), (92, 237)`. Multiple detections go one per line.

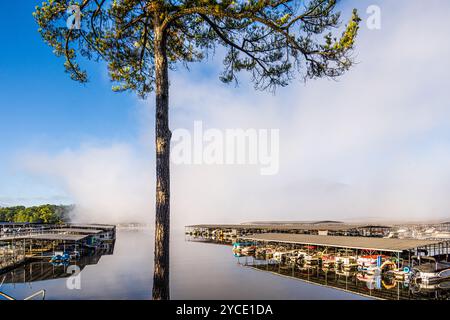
(0, 1), (138, 150)
(0, 1), (141, 205)
(1, 1), (450, 225)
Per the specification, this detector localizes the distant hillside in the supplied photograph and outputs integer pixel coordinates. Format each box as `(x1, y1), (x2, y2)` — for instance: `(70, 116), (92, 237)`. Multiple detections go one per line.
(0, 204), (74, 224)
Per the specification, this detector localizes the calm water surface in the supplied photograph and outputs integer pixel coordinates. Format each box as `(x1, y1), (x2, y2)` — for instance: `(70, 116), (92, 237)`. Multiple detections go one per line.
(0, 229), (364, 300)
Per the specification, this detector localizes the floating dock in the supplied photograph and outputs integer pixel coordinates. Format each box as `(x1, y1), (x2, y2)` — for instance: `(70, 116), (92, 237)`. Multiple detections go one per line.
(0, 223), (116, 274)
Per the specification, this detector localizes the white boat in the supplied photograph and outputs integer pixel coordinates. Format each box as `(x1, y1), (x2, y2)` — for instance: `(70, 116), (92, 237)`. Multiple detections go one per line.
(357, 255), (388, 274)
(272, 250), (288, 263)
(304, 254), (319, 265)
(286, 251), (307, 264)
(336, 256), (358, 270)
(272, 249), (298, 263)
(412, 261), (450, 284)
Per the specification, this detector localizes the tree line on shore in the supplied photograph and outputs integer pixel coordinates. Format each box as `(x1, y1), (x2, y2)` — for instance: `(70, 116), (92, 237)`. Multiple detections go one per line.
(0, 205), (73, 224)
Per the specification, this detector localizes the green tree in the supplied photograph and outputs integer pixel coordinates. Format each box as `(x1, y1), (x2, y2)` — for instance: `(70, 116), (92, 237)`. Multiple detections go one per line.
(0, 205), (68, 224)
(33, 0), (360, 299)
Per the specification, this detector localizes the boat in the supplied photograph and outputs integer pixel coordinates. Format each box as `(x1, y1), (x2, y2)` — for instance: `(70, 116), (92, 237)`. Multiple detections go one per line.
(384, 264), (411, 281)
(304, 254), (319, 266)
(321, 254), (336, 268)
(273, 249), (297, 263)
(254, 247), (266, 259)
(265, 248), (275, 259)
(232, 241), (254, 250)
(255, 247), (275, 259)
(356, 272), (376, 283)
(241, 246), (256, 256)
(272, 250), (286, 263)
(356, 272), (392, 290)
(288, 251), (306, 265)
(411, 256), (450, 284)
(438, 281), (450, 290)
(70, 250), (81, 259)
(232, 241), (255, 256)
(336, 256), (358, 270)
(357, 255), (388, 273)
(49, 251), (71, 264)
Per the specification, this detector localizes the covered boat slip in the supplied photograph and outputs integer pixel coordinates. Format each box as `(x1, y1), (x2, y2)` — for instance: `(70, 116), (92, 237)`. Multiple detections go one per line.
(0, 223), (116, 242)
(241, 233), (449, 255)
(47, 228), (103, 235)
(185, 223), (394, 238)
(0, 233), (90, 242)
(186, 223), (391, 232)
(68, 223), (116, 231)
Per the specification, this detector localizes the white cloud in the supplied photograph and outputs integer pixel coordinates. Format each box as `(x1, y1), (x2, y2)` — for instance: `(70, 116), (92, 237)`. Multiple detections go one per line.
(166, 0), (450, 225)
(22, 144), (154, 224)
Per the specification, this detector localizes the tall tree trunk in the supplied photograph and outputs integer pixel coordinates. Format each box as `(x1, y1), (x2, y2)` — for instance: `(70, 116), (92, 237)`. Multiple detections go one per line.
(152, 24), (171, 300)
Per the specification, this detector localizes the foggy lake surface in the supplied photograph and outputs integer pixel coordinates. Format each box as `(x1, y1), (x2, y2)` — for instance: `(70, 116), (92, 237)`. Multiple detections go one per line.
(0, 229), (365, 300)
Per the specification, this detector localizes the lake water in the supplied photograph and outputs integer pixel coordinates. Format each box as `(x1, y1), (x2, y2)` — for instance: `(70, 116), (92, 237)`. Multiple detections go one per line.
(0, 229), (386, 300)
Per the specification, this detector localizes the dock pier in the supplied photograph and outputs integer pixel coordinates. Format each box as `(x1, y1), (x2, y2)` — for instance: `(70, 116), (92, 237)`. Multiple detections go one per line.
(0, 223), (116, 275)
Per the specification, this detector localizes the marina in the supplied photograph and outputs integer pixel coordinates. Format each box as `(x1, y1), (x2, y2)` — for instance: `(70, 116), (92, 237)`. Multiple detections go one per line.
(2, 222), (450, 300)
(0, 228), (364, 300)
(186, 222), (450, 300)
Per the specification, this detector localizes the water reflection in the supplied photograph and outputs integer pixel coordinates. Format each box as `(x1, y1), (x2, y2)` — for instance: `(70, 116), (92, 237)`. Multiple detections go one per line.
(238, 258), (450, 300)
(190, 236), (450, 300)
(1, 245), (114, 285)
(0, 230), (372, 300)
(0, 229), (152, 300)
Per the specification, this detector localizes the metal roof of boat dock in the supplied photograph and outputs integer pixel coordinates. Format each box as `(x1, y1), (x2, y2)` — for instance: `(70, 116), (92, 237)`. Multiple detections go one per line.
(0, 233), (89, 242)
(49, 228), (103, 234)
(186, 223), (392, 231)
(241, 233), (443, 252)
(27, 233), (89, 241)
(68, 223), (115, 230)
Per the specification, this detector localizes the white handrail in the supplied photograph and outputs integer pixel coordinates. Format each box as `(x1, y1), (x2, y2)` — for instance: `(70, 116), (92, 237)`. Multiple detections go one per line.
(24, 289), (46, 300)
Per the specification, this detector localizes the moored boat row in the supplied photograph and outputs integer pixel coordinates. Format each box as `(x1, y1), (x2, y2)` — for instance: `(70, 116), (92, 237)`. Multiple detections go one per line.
(232, 242), (450, 286)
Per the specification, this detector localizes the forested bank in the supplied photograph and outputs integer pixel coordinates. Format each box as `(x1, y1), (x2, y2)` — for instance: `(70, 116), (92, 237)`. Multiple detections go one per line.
(0, 205), (73, 224)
